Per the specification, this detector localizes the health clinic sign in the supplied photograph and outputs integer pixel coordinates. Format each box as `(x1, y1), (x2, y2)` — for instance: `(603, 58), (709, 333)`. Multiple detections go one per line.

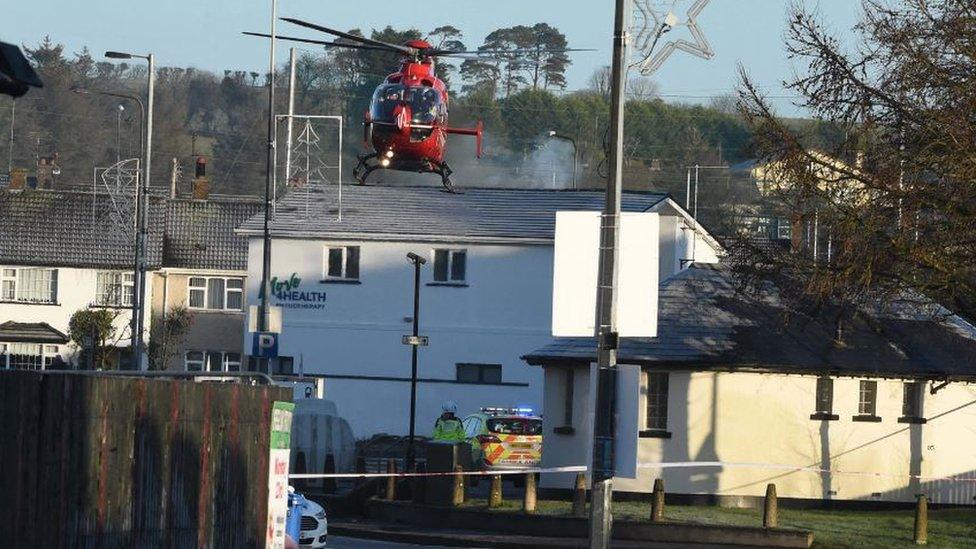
(270, 273), (327, 310)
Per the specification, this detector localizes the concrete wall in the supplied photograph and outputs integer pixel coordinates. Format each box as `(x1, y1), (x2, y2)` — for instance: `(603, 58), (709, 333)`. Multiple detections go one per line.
(541, 366), (976, 504)
(150, 270), (248, 371)
(0, 265), (150, 365)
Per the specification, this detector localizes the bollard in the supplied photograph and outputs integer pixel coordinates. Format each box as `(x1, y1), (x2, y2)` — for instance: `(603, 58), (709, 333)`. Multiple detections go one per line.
(572, 472), (587, 517)
(322, 454), (337, 494)
(452, 465), (465, 506)
(489, 474), (503, 508)
(523, 473), (537, 513)
(914, 494), (928, 545)
(355, 456), (366, 487)
(650, 478), (665, 523)
(412, 462), (427, 503)
(763, 483), (778, 528)
(385, 459), (397, 501)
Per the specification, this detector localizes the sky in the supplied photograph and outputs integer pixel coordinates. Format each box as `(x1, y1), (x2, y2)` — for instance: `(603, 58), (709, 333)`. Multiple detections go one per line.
(6, 0), (861, 115)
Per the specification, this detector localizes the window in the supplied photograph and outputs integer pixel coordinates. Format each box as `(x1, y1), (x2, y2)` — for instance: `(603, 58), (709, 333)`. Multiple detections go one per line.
(1, 343), (59, 370)
(644, 371), (670, 432)
(815, 377), (833, 413)
(0, 267), (58, 303)
(323, 246), (360, 280)
(901, 382), (925, 422)
(456, 363), (502, 384)
(95, 271), (134, 307)
(185, 350), (243, 372)
(187, 277), (244, 311)
(855, 380), (880, 420)
(432, 249), (466, 283)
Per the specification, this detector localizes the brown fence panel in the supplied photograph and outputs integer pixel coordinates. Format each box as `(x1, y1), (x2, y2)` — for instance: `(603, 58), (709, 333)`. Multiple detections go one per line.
(0, 372), (290, 549)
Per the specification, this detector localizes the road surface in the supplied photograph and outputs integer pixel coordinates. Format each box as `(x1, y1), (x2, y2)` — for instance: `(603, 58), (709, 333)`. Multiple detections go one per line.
(327, 536), (463, 548)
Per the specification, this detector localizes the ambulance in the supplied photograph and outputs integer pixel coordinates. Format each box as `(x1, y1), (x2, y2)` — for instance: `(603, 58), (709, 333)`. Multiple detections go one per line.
(462, 407), (542, 470)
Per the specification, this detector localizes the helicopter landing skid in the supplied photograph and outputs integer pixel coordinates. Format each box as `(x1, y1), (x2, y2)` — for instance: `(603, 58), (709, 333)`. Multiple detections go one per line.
(353, 152), (459, 193)
(352, 152), (379, 185)
(430, 160), (458, 194)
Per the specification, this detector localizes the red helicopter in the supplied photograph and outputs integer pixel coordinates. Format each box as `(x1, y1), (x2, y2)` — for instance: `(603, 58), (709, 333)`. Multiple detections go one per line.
(247, 18), (591, 192)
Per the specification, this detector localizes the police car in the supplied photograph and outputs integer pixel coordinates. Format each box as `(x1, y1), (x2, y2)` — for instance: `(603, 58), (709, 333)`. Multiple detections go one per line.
(462, 407), (542, 470)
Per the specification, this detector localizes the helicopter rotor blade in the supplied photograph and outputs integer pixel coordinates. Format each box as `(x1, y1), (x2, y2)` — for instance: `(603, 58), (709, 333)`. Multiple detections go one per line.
(280, 17), (417, 56)
(428, 47), (597, 57)
(242, 32), (392, 52)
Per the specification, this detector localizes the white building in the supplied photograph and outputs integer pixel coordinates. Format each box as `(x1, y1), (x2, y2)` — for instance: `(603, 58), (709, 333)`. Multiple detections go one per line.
(0, 188), (162, 368)
(239, 185), (721, 438)
(525, 263), (976, 505)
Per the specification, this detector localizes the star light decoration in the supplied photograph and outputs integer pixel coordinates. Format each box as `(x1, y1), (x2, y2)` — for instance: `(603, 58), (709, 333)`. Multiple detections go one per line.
(631, 0), (713, 75)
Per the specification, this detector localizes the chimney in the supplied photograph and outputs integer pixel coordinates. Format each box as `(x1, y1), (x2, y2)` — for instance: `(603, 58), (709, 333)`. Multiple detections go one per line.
(192, 157), (209, 200)
(8, 168), (27, 190)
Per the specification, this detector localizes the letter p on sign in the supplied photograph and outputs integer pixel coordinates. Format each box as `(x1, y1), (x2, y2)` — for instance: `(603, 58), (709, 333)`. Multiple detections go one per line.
(252, 332), (279, 358)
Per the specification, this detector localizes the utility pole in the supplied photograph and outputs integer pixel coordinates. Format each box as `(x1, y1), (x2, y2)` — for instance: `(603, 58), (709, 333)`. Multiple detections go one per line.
(258, 0), (278, 372)
(285, 47), (297, 185)
(589, 0), (630, 546)
(7, 101), (13, 175)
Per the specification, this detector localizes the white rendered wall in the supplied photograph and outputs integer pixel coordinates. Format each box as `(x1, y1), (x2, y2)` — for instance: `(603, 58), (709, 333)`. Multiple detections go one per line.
(541, 367), (976, 505)
(0, 265), (148, 364)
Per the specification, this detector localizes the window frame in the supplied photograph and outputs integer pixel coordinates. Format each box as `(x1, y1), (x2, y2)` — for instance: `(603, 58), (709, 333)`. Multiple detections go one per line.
(640, 370), (671, 437)
(853, 380), (882, 422)
(185, 350), (243, 373)
(322, 245), (361, 281)
(455, 363), (503, 385)
(1, 342), (59, 370)
(0, 267), (58, 304)
(430, 248), (468, 285)
(186, 276), (245, 311)
(810, 376), (839, 420)
(899, 382), (927, 424)
(95, 271), (135, 307)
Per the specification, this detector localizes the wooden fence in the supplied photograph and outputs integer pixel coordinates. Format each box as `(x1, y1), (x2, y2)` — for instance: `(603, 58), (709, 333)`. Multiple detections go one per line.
(0, 371), (292, 548)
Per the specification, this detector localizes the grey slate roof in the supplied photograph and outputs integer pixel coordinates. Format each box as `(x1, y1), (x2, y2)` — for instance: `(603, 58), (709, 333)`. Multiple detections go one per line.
(0, 189), (165, 269)
(164, 196), (262, 270)
(0, 321), (69, 343)
(237, 185), (668, 241)
(523, 263), (976, 380)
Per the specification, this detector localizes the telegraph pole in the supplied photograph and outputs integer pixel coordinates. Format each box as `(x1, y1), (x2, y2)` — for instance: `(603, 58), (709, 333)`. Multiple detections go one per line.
(589, 0), (630, 546)
(258, 0), (278, 371)
(285, 47), (297, 185)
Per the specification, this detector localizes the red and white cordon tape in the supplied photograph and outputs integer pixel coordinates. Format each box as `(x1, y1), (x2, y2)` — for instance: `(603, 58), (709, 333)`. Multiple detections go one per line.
(290, 461), (976, 484)
(289, 465), (586, 480)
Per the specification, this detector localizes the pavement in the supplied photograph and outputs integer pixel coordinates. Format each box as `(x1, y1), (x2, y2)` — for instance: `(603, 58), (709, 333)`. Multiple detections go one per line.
(330, 521), (746, 548)
(328, 535), (460, 548)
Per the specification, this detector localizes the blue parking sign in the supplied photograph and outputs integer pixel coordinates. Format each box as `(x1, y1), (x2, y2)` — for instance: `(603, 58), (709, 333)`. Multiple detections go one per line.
(252, 332), (279, 358)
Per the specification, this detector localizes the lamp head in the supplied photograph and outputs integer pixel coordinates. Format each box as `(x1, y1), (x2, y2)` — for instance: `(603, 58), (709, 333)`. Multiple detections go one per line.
(104, 51), (133, 60)
(547, 130), (557, 137)
(406, 252), (427, 265)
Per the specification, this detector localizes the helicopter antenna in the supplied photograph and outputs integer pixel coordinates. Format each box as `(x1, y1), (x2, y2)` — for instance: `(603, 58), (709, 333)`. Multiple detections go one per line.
(631, 0), (713, 75)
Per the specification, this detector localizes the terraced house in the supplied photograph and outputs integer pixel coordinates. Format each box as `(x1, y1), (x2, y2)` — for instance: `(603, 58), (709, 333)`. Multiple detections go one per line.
(0, 188), (164, 368)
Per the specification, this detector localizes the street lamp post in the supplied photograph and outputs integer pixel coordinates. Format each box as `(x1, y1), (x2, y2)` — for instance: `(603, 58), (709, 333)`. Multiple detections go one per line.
(105, 50), (154, 370)
(547, 130), (579, 190)
(71, 87), (145, 163)
(405, 252), (427, 472)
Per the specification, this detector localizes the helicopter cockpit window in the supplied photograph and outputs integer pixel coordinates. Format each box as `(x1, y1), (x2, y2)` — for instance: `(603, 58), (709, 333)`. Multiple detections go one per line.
(370, 84), (443, 127)
(409, 86), (442, 125)
(371, 84), (405, 124)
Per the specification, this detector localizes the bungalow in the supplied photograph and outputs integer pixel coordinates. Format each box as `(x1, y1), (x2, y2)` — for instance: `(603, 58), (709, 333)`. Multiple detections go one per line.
(524, 263), (976, 505)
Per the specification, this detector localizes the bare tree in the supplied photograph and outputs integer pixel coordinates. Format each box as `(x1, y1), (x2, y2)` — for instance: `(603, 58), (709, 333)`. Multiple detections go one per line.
(734, 0), (976, 322)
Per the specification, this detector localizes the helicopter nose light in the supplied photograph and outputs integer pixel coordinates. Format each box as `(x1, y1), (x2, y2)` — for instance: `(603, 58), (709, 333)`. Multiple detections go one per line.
(385, 150), (395, 159)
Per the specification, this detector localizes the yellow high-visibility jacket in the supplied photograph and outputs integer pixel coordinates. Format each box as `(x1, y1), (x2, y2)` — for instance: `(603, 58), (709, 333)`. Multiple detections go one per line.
(433, 416), (465, 442)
